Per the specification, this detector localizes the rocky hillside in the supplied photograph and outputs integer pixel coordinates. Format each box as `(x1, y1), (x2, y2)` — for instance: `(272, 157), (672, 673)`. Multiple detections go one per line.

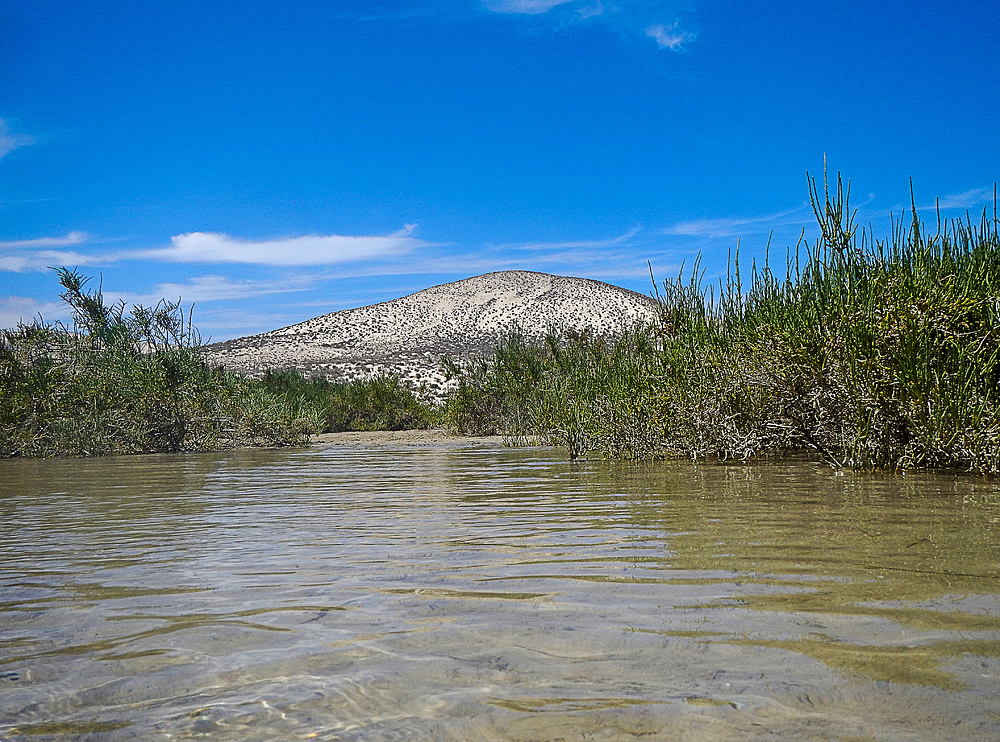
(201, 271), (659, 395)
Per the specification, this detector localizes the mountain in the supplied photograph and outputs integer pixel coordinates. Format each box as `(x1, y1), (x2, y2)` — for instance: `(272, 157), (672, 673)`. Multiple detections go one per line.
(201, 270), (659, 395)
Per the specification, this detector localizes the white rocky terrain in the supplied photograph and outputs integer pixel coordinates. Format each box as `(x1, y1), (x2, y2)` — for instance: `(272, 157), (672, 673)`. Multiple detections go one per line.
(201, 270), (659, 396)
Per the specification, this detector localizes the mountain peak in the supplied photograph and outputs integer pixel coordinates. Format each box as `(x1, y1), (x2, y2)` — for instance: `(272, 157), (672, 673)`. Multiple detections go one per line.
(203, 271), (658, 393)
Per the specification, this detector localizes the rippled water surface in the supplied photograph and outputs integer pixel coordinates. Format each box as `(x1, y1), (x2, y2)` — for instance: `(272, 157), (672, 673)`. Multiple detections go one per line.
(2, 439), (1000, 741)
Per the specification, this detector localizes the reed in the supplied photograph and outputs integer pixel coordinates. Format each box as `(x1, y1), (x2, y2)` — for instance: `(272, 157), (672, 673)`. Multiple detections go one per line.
(444, 170), (1000, 474)
(0, 269), (319, 456)
(259, 369), (437, 433)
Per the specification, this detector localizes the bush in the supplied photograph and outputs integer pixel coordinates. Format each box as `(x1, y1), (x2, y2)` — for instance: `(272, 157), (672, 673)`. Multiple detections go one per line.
(0, 269), (319, 457)
(443, 170), (1000, 474)
(259, 369), (437, 433)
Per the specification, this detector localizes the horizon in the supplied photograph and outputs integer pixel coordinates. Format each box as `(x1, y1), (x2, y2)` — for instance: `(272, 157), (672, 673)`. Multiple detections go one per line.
(2, 0), (998, 341)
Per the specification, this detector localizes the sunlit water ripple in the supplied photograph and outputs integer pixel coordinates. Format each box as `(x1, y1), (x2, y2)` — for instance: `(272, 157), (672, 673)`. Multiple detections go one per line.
(2, 441), (1000, 740)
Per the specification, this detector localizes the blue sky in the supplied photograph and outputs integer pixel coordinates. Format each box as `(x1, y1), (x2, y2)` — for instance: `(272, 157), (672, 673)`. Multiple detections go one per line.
(2, 0), (998, 340)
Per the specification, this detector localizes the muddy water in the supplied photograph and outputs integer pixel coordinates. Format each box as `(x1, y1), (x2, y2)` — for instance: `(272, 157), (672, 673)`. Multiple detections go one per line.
(1, 440), (999, 741)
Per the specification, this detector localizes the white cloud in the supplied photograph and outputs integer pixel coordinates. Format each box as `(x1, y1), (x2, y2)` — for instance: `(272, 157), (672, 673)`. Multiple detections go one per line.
(0, 232), (102, 272)
(926, 187), (996, 211)
(510, 226), (641, 251)
(0, 274), (322, 333)
(0, 120), (35, 160)
(0, 296), (68, 329)
(0, 252), (104, 273)
(481, 1), (696, 50)
(483, 0), (575, 14)
(132, 226), (427, 266)
(107, 275), (316, 307)
(663, 206), (808, 238)
(0, 232), (99, 272)
(306, 225), (672, 281)
(645, 22), (694, 50)
(0, 232), (88, 250)
(0, 227), (432, 271)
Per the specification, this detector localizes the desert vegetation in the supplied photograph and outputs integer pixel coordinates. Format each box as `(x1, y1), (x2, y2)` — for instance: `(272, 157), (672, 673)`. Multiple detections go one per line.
(5, 171), (997, 473)
(258, 369), (436, 433)
(444, 171), (1000, 475)
(0, 269), (434, 457)
(0, 269), (322, 456)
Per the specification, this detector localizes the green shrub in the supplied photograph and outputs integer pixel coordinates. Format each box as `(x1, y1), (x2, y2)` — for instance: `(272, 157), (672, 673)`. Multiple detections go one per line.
(259, 369), (437, 433)
(443, 170), (1000, 474)
(0, 269), (318, 457)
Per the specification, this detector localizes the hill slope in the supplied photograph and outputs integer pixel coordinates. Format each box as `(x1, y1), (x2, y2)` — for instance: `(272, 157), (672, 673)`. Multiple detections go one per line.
(202, 271), (659, 393)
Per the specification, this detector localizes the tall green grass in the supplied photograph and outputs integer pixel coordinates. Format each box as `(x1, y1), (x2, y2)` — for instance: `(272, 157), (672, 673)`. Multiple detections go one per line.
(444, 171), (1000, 474)
(259, 369), (437, 433)
(1, 269), (318, 457)
(442, 327), (661, 457)
(0, 268), (439, 457)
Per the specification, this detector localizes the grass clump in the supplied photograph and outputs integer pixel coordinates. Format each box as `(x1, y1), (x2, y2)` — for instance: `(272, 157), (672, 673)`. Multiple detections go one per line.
(0, 269), (319, 457)
(0, 267), (439, 457)
(444, 170), (1000, 474)
(442, 328), (662, 458)
(258, 369), (437, 433)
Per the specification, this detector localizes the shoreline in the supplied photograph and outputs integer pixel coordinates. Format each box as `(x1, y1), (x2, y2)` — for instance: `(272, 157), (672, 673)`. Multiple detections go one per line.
(310, 428), (515, 447)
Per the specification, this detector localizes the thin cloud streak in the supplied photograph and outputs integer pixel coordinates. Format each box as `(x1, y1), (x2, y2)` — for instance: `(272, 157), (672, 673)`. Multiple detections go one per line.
(504, 226), (641, 251)
(646, 23), (694, 50)
(106, 275), (317, 307)
(483, 0), (574, 13)
(0, 250), (105, 273)
(662, 205), (810, 238)
(0, 275), (316, 331)
(480, 0), (695, 50)
(0, 120), (35, 160)
(0, 232), (106, 272)
(919, 187), (996, 211)
(0, 232), (88, 249)
(301, 225), (679, 282)
(130, 227), (429, 266)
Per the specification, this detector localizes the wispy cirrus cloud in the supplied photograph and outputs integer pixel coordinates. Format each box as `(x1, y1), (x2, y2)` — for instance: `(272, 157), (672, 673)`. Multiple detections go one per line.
(0, 120), (35, 160)
(130, 226), (429, 266)
(0, 232), (88, 250)
(0, 251), (104, 273)
(921, 187), (996, 211)
(510, 226), (641, 251)
(483, 0), (575, 13)
(90, 276), (318, 340)
(106, 274), (317, 307)
(0, 226), (433, 271)
(646, 22), (694, 51)
(481, 0), (695, 50)
(662, 206), (809, 239)
(0, 275), (318, 334)
(0, 232), (103, 272)
(313, 226), (672, 281)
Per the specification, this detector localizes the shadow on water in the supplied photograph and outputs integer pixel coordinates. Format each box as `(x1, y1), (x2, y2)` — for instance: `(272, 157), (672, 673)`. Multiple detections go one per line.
(1, 443), (999, 740)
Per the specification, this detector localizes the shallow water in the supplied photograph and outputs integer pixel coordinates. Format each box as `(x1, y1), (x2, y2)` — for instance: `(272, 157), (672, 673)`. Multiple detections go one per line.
(2, 441), (999, 741)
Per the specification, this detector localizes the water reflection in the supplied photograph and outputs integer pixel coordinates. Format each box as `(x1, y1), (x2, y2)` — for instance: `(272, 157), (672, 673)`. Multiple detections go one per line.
(1, 443), (999, 740)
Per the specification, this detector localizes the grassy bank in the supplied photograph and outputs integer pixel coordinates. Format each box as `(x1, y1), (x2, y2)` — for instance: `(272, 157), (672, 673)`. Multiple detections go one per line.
(0, 269), (435, 457)
(258, 369), (436, 433)
(444, 172), (1000, 474)
(5, 170), (997, 471)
